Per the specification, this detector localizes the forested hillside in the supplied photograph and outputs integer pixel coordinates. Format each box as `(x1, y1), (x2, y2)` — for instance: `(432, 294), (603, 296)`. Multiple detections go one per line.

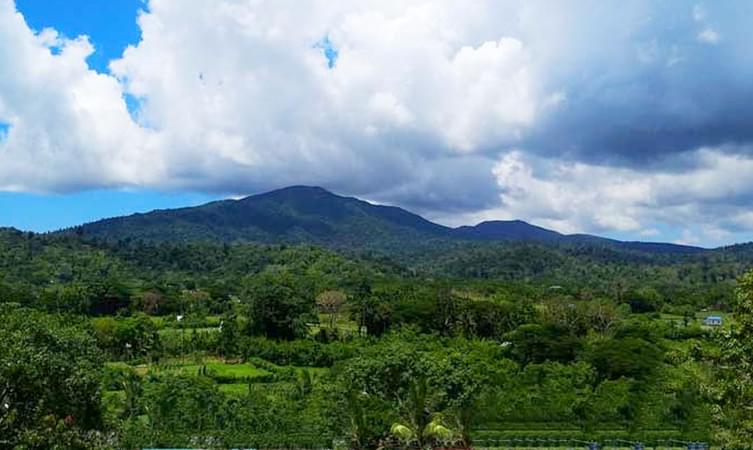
(66, 186), (451, 251)
(2, 227), (747, 316)
(63, 186), (705, 256)
(3, 222), (753, 448)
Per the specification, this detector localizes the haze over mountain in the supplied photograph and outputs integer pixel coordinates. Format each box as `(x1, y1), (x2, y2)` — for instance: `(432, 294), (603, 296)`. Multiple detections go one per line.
(66, 186), (705, 255)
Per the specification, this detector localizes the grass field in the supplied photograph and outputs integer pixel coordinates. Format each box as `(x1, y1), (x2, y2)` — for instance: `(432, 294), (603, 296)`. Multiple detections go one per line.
(103, 358), (270, 414)
(156, 326), (220, 338)
(106, 357), (271, 381)
(659, 309), (729, 328)
(310, 313), (361, 335)
(218, 382), (249, 396)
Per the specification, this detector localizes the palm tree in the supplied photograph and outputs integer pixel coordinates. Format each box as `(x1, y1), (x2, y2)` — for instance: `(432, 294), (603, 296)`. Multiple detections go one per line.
(390, 414), (453, 449)
(390, 376), (454, 449)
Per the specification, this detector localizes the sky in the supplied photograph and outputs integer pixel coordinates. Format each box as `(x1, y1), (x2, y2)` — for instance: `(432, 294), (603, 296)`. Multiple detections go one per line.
(2, 1), (753, 247)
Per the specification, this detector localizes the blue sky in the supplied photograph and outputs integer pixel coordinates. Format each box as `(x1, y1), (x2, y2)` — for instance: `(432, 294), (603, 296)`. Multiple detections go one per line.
(0, 190), (221, 232)
(3, 0), (226, 232)
(15, 0), (142, 73)
(2, 1), (753, 247)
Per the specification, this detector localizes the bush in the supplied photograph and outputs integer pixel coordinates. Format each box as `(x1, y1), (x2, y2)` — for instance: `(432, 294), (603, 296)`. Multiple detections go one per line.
(101, 363), (138, 391)
(0, 306), (105, 447)
(240, 336), (360, 367)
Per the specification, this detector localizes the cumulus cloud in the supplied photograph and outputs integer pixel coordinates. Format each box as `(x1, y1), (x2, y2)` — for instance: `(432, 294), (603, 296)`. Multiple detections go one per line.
(0, 0), (160, 192)
(2, 0), (753, 245)
(434, 148), (753, 246)
(105, 0), (541, 206)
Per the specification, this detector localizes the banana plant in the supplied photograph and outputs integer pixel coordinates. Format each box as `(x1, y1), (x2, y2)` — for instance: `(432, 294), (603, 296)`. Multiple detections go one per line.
(390, 377), (455, 449)
(390, 414), (454, 449)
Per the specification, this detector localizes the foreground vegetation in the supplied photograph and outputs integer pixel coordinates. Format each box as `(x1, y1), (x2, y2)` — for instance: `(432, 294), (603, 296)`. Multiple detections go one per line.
(2, 228), (753, 448)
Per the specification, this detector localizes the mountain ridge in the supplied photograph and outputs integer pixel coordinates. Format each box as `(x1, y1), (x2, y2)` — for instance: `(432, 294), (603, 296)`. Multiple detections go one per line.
(59, 185), (707, 254)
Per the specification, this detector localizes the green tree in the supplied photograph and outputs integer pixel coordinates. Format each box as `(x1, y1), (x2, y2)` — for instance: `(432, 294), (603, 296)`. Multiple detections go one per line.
(584, 336), (663, 381)
(710, 271), (753, 448)
(243, 269), (315, 340)
(0, 306), (104, 448)
(219, 313), (240, 357)
(91, 313), (159, 360)
(336, 334), (487, 448)
(506, 324), (582, 364)
(349, 286), (393, 337)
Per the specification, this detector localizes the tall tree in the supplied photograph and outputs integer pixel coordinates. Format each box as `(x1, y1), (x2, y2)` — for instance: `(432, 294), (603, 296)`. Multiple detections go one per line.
(243, 269), (315, 340)
(710, 271), (753, 448)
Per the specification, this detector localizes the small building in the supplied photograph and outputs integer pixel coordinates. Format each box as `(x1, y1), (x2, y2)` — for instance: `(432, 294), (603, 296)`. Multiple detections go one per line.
(703, 315), (723, 326)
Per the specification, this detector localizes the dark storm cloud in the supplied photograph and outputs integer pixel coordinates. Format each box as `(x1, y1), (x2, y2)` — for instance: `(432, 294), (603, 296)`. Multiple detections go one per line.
(520, 0), (753, 168)
(365, 155), (502, 215)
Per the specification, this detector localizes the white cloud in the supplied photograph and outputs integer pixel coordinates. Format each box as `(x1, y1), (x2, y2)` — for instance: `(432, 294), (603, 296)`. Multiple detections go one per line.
(106, 0), (540, 189)
(3, 0), (753, 245)
(0, 0), (160, 192)
(0, 0), (545, 201)
(693, 4), (721, 44)
(675, 229), (701, 246)
(697, 28), (720, 44)
(436, 148), (753, 245)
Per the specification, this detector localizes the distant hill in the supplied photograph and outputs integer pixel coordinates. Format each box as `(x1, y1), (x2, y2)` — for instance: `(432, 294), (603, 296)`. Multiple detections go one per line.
(454, 221), (702, 254)
(64, 185), (704, 255)
(454, 220), (564, 242)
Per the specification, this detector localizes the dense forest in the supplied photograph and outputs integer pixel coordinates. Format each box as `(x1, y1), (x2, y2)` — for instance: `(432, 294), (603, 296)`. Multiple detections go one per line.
(3, 223), (753, 449)
(5, 184), (753, 449)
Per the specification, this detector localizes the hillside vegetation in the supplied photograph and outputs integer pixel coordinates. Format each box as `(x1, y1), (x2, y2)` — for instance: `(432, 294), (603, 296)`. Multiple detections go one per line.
(3, 190), (753, 448)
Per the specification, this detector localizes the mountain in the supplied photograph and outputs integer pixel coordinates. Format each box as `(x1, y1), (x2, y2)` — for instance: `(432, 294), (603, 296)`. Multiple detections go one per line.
(454, 221), (703, 254)
(454, 220), (565, 242)
(65, 185), (704, 255)
(70, 186), (452, 250)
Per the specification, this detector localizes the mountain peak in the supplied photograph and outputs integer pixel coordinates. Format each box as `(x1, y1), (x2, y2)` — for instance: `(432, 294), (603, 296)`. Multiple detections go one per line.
(476, 219), (535, 227)
(240, 185), (337, 201)
(72, 185), (449, 246)
(454, 220), (563, 241)
(63, 185), (704, 254)
(267, 185), (333, 195)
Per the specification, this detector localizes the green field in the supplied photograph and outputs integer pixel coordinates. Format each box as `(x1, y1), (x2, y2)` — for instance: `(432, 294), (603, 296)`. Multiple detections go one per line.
(217, 382), (249, 396)
(106, 357), (272, 381)
(156, 326), (220, 337)
(659, 310), (728, 327)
